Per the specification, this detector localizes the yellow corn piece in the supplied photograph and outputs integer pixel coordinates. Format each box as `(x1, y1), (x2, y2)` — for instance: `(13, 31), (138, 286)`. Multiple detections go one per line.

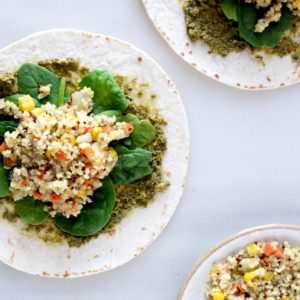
(281, 297), (291, 300)
(264, 272), (274, 281)
(244, 270), (258, 283)
(109, 148), (118, 161)
(212, 292), (225, 300)
(46, 146), (56, 158)
(31, 108), (44, 117)
(46, 149), (52, 158)
(209, 265), (220, 278)
(19, 95), (35, 112)
(296, 0), (300, 10)
(69, 135), (76, 145)
(91, 127), (102, 141)
(246, 243), (259, 257)
(77, 190), (86, 198)
(95, 157), (103, 166)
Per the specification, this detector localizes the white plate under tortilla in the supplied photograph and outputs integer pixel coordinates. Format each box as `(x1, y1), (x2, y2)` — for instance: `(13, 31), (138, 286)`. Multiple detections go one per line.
(177, 224), (300, 300)
(142, 0), (300, 90)
(0, 29), (189, 278)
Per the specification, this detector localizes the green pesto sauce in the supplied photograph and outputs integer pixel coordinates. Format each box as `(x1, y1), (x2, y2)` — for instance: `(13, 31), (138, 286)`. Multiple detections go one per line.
(183, 0), (300, 61)
(0, 59), (168, 248)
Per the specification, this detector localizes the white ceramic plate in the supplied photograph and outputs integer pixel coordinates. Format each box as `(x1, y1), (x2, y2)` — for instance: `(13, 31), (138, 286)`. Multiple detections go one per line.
(177, 224), (300, 300)
(142, 0), (300, 90)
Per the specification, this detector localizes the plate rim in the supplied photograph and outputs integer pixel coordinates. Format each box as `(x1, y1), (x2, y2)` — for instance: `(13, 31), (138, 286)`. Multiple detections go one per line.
(177, 223), (300, 299)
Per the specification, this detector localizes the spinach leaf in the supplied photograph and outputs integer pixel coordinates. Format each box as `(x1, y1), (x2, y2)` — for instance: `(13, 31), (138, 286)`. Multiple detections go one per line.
(79, 70), (128, 113)
(220, 0), (238, 21)
(5, 94), (41, 107)
(15, 196), (48, 225)
(117, 114), (156, 148)
(17, 63), (70, 106)
(110, 146), (152, 184)
(237, 2), (292, 47)
(0, 120), (18, 136)
(97, 110), (122, 118)
(54, 177), (116, 236)
(0, 154), (10, 198)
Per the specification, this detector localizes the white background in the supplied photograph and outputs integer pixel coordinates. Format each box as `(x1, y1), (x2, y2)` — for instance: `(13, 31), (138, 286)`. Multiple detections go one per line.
(1, 1), (300, 299)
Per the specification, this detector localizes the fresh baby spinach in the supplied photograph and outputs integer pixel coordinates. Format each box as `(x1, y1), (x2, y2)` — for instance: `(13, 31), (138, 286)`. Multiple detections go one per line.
(117, 113), (156, 148)
(97, 110), (122, 118)
(220, 0), (238, 21)
(110, 146), (152, 184)
(15, 196), (49, 225)
(237, 2), (292, 47)
(0, 154), (10, 198)
(54, 177), (116, 236)
(0, 120), (18, 136)
(79, 70), (128, 113)
(17, 63), (70, 106)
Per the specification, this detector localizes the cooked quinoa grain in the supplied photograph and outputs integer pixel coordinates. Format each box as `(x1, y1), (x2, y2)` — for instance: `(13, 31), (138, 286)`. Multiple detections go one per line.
(0, 88), (133, 218)
(207, 241), (300, 299)
(245, 0), (300, 32)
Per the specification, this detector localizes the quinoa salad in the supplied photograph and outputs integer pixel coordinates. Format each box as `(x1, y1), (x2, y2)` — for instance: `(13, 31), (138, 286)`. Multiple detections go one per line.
(207, 241), (300, 299)
(0, 60), (168, 240)
(0, 90), (132, 218)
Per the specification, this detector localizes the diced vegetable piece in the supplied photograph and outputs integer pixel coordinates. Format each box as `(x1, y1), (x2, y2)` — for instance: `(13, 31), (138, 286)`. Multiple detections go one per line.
(81, 147), (95, 157)
(263, 243), (275, 256)
(246, 243), (259, 257)
(212, 292), (225, 300)
(91, 127), (102, 141)
(19, 95), (35, 112)
(55, 151), (68, 161)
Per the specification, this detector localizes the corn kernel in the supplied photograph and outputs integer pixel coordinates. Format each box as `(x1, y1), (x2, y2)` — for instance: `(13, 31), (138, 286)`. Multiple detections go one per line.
(247, 243), (259, 257)
(296, 0), (300, 10)
(19, 95), (35, 112)
(109, 148), (118, 161)
(210, 265), (220, 278)
(281, 297), (291, 300)
(69, 135), (76, 145)
(264, 272), (274, 281)
(244, 270), (258, 283)
(31, 108), (44, 117)
(46, 149), (52, 158)
(95, 157), (103, 166)
(212, 292), (225, 300)
(77, 190), (86, 198)
(92, 127), (102, 141)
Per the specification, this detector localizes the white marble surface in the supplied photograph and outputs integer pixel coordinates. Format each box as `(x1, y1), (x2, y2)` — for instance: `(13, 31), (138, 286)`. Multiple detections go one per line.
(1, 1), (300, 299)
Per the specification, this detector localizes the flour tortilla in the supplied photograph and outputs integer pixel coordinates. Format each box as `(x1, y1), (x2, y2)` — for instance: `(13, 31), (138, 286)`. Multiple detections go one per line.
(0, 29), (189, 277)
(142, 0), (300, 90)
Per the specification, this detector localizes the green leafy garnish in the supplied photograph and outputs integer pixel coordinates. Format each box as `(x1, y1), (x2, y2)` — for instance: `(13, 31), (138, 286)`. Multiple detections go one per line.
(98, 110), (123, 118)
(79, 70), (128, 113)
(110, 146), (152, 184)
(57, 77), (66, 107)
(237, 2), (293, 47)
(15, 196), (49, 225)
(54, 177), (116, 236)
(17, 63), (70, 106)
(220, 0), (238, 21)
(0, 120), (18, 136)
(0, 155), (10, 198)
(118, 113), (156, 148)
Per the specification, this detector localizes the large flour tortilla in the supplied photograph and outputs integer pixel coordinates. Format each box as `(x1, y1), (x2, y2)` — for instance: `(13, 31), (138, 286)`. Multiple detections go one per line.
(142, 0), (300, 90)
(0, 29), (189, 277)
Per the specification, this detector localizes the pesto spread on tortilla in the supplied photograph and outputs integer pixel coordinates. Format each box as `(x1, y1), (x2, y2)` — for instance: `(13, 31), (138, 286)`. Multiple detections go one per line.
(0, 59), (168, 247)
(183, 0), (300, 61)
